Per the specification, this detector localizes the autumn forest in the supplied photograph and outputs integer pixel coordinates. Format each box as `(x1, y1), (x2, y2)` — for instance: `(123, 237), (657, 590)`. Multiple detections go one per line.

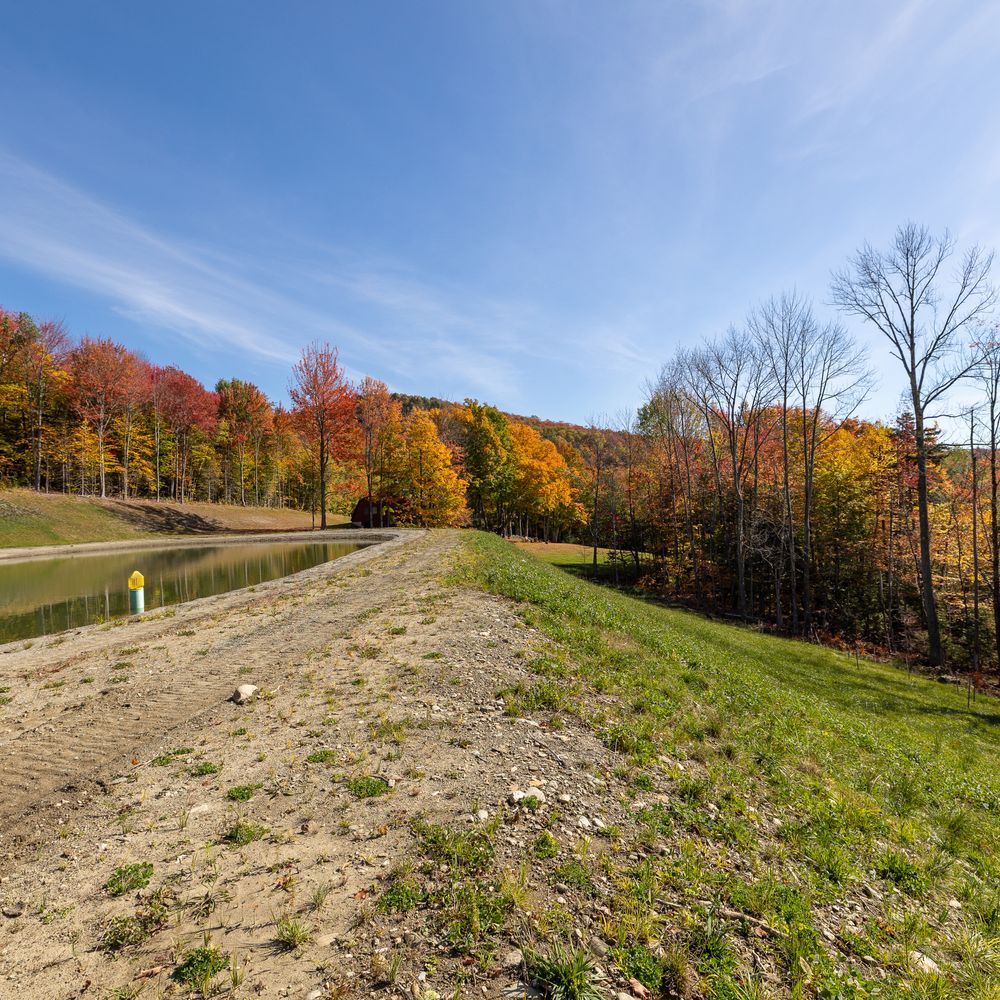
(4, 223), (1000, 675)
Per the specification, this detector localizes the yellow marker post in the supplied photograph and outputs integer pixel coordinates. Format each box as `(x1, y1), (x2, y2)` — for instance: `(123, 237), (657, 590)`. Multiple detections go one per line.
(128, 570), (145, 615)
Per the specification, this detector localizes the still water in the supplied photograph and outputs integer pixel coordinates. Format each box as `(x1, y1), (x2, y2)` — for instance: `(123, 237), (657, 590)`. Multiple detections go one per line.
(0, 540), (366, 643)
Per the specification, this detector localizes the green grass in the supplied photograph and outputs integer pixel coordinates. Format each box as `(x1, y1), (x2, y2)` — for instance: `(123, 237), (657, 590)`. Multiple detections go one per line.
(524, 945), (603, 1000)
(0, 490), (154, 548)
(0, 487), (334, 548)
(456, 532), (1000, 997)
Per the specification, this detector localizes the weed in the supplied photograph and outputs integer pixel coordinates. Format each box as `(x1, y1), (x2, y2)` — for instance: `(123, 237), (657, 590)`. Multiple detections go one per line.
(415, 819), (497, 872)
(345, 775), (390, 798)
(876, 851), (929, 895)
(377, 877), (424, 912)
(525, 945), (603, 1000)
(553, 859), (596, 896)
(274, 914), (313, 951)
(98, 914), (148, 953)
(225, 783), (262, 802)
(310, 882), (333, 911)
(173, 945), (228, 988)
(104, 863), (153, 897)
(222, 820), (267, 847)
(305, 749), (338, 764)
(533, 831), (560, 859)
(190, 761), (222, 777)
(151, 747), (193, 767)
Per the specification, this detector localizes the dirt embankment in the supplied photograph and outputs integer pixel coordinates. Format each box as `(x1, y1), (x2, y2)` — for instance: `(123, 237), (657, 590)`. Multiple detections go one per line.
(0, 530), (638, 999)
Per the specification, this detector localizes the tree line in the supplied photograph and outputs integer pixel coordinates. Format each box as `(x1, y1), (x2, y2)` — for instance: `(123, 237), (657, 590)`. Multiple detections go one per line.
(0, 325), (583, 536)
(4, 221), (1000, 671)
(587, 223), (999, 673)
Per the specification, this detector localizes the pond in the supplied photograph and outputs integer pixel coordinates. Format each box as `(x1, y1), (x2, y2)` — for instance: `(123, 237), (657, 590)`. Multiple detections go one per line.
(0, 540), (367, 644)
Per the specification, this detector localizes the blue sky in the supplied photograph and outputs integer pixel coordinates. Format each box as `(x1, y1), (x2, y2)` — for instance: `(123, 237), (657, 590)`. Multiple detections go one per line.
(2, 1), (998, 428)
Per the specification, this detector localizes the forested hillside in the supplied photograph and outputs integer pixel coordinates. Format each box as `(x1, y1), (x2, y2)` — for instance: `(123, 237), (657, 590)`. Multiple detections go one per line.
(5, 224), (1000, 674)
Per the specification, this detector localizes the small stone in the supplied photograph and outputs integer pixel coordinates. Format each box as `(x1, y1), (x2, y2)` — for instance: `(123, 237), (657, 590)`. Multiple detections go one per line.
(476, 809), (489, 822)
(2, 903), (24, 919)
(948, 898), (962, 910)
(501, 948), (524, 969)
(306, 991), (325, 1000)
(231, 684), (258, 704)
(590, 937), (609, 957)
(578, 816), (592, 829)
(909, 951), (941, 976)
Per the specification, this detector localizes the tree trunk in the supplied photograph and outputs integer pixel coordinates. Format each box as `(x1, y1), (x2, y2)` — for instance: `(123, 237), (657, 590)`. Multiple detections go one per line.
(913, 405), (943, 666)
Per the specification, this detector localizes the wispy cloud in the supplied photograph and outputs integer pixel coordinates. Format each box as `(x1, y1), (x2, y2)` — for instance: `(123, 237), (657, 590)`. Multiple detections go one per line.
(0, 151), (580, 401)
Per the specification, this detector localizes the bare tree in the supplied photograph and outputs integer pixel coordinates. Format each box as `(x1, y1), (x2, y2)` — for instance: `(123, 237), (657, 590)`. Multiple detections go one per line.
(686, 327), (778, 616)
(583, 418), (611, 574)
(832, 223), (995, 666)
(975, 330), (1000, 672)
(753, 291), (873, 633)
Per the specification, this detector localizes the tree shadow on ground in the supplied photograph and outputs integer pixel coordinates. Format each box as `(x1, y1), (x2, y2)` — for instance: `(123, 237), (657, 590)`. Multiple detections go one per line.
(109, 501), (226, 535)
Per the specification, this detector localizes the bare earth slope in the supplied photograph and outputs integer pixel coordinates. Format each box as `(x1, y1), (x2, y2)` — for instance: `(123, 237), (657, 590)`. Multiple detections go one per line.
(0, 530), (630, 998)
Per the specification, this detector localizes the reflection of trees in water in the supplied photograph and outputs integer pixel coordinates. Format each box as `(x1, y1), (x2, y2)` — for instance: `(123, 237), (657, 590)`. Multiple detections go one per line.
(1, 543), (365, 643)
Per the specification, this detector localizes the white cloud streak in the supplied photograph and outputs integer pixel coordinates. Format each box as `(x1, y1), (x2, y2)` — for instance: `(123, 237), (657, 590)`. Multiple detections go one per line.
(0, 151), (626, 404)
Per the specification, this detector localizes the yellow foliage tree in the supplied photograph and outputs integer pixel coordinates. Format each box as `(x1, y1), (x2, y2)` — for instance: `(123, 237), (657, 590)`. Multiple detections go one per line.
(508, 420), (583, 536)
(384, 411), (467, 526)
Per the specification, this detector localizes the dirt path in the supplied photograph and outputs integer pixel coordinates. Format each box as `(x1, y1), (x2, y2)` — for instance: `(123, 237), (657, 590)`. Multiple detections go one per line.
(0, 530), (410, 846)
(0, 530), (637, 1000)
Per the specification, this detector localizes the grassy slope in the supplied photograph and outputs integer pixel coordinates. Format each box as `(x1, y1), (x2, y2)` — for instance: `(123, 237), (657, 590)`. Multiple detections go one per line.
(510, 541), (612, 566)
(0, 490), (155, 547)
(458, 534), (1000, 999)
(0, 488), (341, 548)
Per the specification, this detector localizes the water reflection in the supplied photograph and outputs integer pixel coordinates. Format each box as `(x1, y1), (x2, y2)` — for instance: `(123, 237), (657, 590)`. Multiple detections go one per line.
(0, 541), (365, 643)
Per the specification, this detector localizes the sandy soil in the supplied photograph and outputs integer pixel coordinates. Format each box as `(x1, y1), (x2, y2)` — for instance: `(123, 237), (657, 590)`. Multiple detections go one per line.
(0, 530), (635, 999)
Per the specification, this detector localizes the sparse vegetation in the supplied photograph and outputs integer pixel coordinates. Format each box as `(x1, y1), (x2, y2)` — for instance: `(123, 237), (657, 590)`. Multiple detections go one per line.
(221, 820), (267, 847)
(274, 914), (313, 951)
(189, 760), (222, 776)
(103, 863), (153, 897)
(525, 945), (603, 1000)
(225, 783), (261, 802)
(457, 532), (1000, 997)
(172, 945), (228, 989)
(345, 775), (390, 798)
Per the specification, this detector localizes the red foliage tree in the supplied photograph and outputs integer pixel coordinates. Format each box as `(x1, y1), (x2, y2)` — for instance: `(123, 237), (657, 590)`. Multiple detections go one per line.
(21, 319), (70, 490)
(70, 337), (132, 497)
(289, 343), (355, 528)
(160, 367), (218, 502)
